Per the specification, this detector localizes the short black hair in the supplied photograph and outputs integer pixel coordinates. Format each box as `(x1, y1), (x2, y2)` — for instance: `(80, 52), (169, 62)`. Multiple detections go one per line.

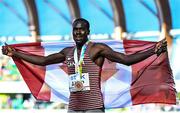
(72, 18), (90, 29)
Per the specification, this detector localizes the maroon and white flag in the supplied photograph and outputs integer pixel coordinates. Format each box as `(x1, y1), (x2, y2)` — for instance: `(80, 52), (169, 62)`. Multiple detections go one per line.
(6, 40), (176, 109)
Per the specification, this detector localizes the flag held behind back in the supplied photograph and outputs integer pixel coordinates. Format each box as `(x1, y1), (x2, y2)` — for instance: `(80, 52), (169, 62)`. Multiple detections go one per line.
(5, 40), (176, 109)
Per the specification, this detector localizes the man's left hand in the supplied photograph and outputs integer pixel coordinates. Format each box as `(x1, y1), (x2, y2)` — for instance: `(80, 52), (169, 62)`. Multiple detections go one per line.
(155, 38), (167, 56)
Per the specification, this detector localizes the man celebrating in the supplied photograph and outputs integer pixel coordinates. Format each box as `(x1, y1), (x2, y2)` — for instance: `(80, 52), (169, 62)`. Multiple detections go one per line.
(2, 18), (167, 113)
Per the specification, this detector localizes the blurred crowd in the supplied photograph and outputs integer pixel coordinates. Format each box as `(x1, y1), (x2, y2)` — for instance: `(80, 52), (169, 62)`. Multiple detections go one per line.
(0, 56), (22, 81)
(0, 93), (180, 112)
(0, 94), (68, 109)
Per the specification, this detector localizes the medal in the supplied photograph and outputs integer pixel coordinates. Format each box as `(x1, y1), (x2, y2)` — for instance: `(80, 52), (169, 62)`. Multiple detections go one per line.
(69, 73), (90, 92)
(74, 81), (83, 91)
(71, 40), (90, 92)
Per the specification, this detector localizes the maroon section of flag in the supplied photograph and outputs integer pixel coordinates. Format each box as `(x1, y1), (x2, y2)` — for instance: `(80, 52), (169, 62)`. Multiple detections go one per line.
(11, 42), (51, 101)
(123, 40), (176, 105)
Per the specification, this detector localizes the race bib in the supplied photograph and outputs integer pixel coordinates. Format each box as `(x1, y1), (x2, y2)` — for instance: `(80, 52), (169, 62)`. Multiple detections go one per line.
(69, 73), (90, 92)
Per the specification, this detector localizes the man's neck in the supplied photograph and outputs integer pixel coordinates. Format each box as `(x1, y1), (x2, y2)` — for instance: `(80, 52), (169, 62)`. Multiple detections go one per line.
(76, 39), (88, 50)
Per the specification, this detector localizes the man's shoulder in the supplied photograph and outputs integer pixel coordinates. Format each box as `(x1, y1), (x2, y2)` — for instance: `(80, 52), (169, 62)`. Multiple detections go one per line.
(64, 46), (74, 50)
(90, 41), (108, 49)
(60, 46), (74, 54)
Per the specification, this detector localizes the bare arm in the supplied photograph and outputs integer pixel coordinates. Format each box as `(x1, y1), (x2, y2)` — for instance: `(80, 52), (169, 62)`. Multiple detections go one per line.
(98, 39), (167, 66)
(2, 45), (68, 66)
(12, 50), (66, 66)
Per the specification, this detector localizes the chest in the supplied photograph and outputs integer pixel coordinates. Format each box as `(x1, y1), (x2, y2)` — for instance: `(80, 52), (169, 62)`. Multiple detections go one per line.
(65, 45), (103, 67)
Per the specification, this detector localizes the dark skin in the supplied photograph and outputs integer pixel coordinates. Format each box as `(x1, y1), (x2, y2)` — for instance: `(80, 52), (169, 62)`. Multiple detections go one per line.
(2, 20), (167, 68)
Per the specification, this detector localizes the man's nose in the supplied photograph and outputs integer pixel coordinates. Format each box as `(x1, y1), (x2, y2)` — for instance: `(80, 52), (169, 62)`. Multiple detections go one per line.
(75, 30), (81, 35)
(77, 29), (81, 32)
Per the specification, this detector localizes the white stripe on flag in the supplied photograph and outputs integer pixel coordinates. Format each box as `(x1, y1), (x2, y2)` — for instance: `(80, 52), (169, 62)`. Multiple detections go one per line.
(102, 41), (132, 108)
(45, 64), (69, 103)
(42, 43), (70, 103)
(42, 41), (133, 107)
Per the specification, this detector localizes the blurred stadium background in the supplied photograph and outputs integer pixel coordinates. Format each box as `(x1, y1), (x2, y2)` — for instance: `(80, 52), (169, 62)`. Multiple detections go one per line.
(0, 0), (180, 112)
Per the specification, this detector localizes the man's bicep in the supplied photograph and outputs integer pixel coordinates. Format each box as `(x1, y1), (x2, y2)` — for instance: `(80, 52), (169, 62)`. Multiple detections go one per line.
(98, 44), (115, 58)
(45, 50), (66, 64)
(98, 44), (125, 63)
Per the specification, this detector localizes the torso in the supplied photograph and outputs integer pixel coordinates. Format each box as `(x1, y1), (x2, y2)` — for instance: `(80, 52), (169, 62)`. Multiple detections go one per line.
(65, 42), (104, 110)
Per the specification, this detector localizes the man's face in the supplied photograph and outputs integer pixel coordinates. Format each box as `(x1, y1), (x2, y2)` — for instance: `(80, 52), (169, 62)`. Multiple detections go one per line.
(73, 22), (89, 45)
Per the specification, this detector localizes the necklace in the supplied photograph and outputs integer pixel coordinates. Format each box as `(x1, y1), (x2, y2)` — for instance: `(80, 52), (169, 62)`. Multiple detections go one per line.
(74, 40), (89, 80)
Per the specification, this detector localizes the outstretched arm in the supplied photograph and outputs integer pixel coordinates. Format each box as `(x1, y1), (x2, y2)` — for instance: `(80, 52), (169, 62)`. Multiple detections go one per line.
(2, 44), (67, 66)
(98, 39), (167, 66)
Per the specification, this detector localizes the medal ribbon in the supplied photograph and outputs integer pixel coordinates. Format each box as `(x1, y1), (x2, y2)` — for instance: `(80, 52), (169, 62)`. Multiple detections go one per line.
(74, 40), (89, 80)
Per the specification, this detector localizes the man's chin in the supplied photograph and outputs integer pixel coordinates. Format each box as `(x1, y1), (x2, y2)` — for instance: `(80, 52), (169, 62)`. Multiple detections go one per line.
(75, 41), (83, 45)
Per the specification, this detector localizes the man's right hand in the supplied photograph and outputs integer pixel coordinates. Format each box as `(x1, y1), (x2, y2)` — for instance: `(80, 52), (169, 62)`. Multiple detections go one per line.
(2, 43), (15, 57)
